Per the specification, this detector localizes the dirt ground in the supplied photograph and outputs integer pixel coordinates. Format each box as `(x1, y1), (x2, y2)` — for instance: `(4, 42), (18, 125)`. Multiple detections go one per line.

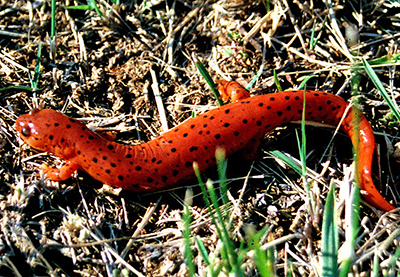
(1, 0), (400, 276)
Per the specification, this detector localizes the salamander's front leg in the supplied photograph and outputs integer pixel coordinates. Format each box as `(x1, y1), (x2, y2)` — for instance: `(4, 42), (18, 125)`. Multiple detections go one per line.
(41, 161), (81, 182)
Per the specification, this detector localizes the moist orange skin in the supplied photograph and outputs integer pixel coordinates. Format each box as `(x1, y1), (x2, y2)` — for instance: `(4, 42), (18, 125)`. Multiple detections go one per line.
(15, 90), (395, 211)
(216, 80), (250, 102)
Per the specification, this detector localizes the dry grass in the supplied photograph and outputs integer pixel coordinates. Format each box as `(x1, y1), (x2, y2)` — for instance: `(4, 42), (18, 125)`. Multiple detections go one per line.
(1, 0), (400, 276)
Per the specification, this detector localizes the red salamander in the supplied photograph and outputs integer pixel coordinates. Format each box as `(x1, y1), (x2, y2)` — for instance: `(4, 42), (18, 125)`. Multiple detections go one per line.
(216, 80), (250, 102)
(15, 90), (395, 211)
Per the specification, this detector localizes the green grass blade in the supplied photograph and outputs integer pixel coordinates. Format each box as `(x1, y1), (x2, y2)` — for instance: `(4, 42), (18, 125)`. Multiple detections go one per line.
(273, 70), (282, 92)
(182, 191), (196, 276)
(31, 43), (42, 90)
(362, 57), (400, 122)
(87, 0), (103, 16)
(63, 5), (91, 10)
(321, 180), (338, 277)
(51, 0), (56, 39)
(0, 86), (33, 92)
(339, 97), (361, 277)
(215, 147), (229, 208)
(193, 55), (223, 106)
(267, 150), (302, 176)
(298, 75), (317, 90)
(247, 225), (275, 277)
(310, 20), (317, 50)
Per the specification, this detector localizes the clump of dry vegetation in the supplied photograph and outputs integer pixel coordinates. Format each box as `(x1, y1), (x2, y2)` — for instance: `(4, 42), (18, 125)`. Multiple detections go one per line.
(1, 0), (400, 276)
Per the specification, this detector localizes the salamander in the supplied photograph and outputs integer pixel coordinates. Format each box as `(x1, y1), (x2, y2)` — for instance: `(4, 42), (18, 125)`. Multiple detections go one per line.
(15, 90), (396, 211)
(216, 80), (250, 102)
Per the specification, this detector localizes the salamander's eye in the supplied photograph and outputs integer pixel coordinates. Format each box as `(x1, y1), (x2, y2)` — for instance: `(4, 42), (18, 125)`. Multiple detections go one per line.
(21, 127), (31, 137)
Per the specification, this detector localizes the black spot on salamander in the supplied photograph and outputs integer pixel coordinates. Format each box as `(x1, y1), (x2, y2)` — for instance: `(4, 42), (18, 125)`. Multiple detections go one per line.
(102, 156), (107, 160)
(147, 177), (153, 183)
(157, 160), (162, 164)
(314, 93), (320, 96)
(93, 158), (98, 163)
(105, 169), (111, 174)
(171, 148), (177, 153)
(189, 146), (198, 152)
(215, 134), (221, 139)
(185, 162), (192, 168)
(210, 116), (215, 120)
(225, 109), (230, 114)
(258, 103), (263, 107)
(286, 106), (291, 111)
(61, 138), (65, 143)
(318, 106), (323, 111)
(199, 131), (203, 135)
(77, 151), (81, 155)
(243, 119), (248, 124)
(110, 163), (117, 167)
(285, 96), (290, 100)
(54, 123), (59, 127)
(125, 154), (132, 159)
(107, 144), (114, 150)
(234, 131), (239, 136)
(66, 125), (71, 129)
(161, 175), (168, 182)
(203, 124), (208, 128)
(327, 100), (332, 105)
(191, 125), (195, 129)
(297, 110), (302, 114)
(118, 175), (124, 181)
(307, 112), (312, 116)
(151, 158), (156, 163)
(270, 97), (275, 101)
(206, 131), (210, 135)
(204, 145), (208, 150)
(89, 135), (95, 140)
(264, 124), (271, 129)
(277, 111), (283, 116)
(295, 96), (300, 100)
(256, 121), (262, 126)
(183, 133), (188, 137)
(223, 123), (230, 127)
(332, 107), (337, 111)
(267, 106), (271, 110)
(80, 135), (84, 138)
(135, 166), (142, 171)
(49, 135), (53, 140)
(172, 169), (179, 176)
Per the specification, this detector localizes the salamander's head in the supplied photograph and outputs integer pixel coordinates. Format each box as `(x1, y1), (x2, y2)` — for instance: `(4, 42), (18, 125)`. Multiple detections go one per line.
(15, 109), (69, 152)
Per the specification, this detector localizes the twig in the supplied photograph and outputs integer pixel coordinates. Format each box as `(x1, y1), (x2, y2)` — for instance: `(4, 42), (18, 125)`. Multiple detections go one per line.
(150, 67), (169, 132)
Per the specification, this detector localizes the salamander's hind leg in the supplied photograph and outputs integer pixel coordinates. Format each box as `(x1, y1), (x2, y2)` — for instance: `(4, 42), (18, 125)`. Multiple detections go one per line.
(41, 161), (81, 182)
